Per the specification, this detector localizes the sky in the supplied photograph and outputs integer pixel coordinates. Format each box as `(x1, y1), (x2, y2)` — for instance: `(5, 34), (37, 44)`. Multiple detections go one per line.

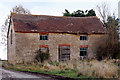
(0, 0), (120, 60)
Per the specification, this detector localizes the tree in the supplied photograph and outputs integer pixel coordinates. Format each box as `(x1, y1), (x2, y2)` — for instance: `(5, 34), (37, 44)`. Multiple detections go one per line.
(63, 9), (96, 17)
(96, 2), (110, 26)
(63, 9), (71, 16)
(96, 2), (119, 39)
(71, 10), (85, 17)
(10, 5), (30, 14)
(106, 16), (119, 40)
(96, 3), (120, 60)
(86, 9), (96, 17)
(1, 5), (31, 50)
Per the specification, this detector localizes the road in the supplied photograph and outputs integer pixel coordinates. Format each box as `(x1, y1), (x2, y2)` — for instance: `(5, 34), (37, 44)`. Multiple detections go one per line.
(0, 67), (58, 80)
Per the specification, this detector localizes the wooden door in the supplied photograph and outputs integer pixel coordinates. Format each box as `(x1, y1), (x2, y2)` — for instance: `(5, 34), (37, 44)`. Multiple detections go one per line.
(59, 46), (70, 61)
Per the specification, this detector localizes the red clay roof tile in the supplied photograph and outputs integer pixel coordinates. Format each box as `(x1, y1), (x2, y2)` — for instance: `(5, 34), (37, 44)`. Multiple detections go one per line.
(11, 13), (106, 34)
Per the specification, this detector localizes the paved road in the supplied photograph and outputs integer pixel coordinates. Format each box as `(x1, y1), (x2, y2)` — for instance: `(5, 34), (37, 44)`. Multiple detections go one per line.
(0, 67), (58, 80)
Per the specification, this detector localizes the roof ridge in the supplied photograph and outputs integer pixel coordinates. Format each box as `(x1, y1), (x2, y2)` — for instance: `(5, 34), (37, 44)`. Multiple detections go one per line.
(11, 12), (98, 19)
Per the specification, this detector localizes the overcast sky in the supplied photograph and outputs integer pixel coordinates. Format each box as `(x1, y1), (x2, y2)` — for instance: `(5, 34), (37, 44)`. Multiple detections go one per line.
(0, 0), (120, 60)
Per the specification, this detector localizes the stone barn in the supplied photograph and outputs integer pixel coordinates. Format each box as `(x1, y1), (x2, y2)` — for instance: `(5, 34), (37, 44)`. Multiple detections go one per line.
(7, 13), (106, 64)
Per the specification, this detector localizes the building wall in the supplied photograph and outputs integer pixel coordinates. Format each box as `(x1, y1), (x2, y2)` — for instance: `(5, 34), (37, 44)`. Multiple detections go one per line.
(13, 32), (106, 63)
(7, 20), (16, 64)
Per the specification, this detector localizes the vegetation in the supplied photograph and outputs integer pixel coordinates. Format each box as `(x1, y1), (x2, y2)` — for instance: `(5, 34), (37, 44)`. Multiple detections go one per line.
(2, 60), (119, 78)
(63, 9), (96, 17)
(10, 5), (30, 14)
(1, 5), (31, 48)
(96, 3), (120, 60)
(35, 50), (49, 63)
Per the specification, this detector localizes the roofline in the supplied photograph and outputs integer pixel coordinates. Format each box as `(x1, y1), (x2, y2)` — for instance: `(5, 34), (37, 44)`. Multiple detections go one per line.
(14, 31), (107, 35)
(11, 12), (98, 19)
(7, 15), (12, 38)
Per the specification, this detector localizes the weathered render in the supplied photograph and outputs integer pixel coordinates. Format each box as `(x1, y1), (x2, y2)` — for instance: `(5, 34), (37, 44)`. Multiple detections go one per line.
(7, 13), (107, 64)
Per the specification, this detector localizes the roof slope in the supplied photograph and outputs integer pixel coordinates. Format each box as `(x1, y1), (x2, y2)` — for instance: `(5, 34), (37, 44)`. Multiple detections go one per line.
(11, 13), (106, 34)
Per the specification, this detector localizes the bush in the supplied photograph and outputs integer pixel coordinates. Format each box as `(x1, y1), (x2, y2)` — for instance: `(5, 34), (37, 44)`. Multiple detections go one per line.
(115, 52), (120, 59)
(96, 37), (120, 60)
(35, 51), (49, 63)
(77, 60), (118, 78)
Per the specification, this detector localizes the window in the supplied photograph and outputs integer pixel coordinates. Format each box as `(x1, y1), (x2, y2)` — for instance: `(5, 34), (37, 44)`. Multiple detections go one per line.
(11, 30), (12, 44)
(80, 48), (87, 56)
(59, 46), (70, 61)
(40, 35), (48, 40)
(39, 47), (49, 53)
(80, 36), (88, 40)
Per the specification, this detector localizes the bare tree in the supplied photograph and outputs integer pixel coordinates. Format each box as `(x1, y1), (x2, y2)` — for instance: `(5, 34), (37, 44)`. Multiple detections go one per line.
(96, 2), (111, 26)
(1, 15), (10, 46)
(96, 3), (120, 60)
(11, 5), (30, 14)
(1, 5), (31, 48)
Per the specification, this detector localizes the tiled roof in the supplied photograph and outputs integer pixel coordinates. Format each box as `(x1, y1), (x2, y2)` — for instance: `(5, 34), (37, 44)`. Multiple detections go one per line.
(11, 13), (106, 34)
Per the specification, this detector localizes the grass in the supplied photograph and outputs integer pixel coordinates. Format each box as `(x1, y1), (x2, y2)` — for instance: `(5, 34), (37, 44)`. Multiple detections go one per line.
(3, 64), (88, 79)
(2, 59), (119, 79)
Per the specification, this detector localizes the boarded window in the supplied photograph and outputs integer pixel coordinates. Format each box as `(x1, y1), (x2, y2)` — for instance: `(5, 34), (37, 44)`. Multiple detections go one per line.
(59, 46), (70, 61)
(39, 47), (49, 53)
(40, 35), (48, 40)
(80, 36), (88, 40)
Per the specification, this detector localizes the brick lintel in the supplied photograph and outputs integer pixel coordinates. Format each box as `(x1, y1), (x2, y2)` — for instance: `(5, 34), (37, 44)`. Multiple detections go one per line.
(40, 45), (49, 48)
(80, 45), (88, 48)
(59, 44), (70, 47)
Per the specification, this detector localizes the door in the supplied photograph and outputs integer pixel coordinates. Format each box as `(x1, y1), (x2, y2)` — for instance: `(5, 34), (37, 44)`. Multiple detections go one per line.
(59, 46), (70, 61)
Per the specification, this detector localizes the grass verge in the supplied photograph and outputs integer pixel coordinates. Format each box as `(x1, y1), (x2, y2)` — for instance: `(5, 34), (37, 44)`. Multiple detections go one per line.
(2, 60), (119, 79)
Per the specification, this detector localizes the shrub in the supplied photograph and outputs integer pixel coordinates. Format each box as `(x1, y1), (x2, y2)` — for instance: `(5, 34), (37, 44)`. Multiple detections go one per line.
(96, 37), (120, 60)
(35, 51), (49, 63)
(43, 62), (60, 71)
(3, 59), (118, 78)
(77, 60), (118, 78)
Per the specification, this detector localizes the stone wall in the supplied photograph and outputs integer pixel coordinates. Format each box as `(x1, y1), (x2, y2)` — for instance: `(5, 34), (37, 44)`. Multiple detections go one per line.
(15, 33), (39, 63)
(88, 34), (107, 59)
(13, 32), (107, 63)
(7, 20), (16, 64)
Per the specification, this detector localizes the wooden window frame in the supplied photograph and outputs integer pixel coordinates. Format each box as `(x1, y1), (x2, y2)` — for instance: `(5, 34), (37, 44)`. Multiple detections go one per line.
(40, 35), (48, 40)
(80, 47), (88, 56)
(80, 36), (88, 40)
(80, 47), (88, 60)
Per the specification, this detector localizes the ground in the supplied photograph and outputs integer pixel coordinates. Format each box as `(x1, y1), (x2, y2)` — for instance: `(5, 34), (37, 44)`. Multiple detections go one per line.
(0, 67), (57, 80)
(1, 60), (119, 79)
